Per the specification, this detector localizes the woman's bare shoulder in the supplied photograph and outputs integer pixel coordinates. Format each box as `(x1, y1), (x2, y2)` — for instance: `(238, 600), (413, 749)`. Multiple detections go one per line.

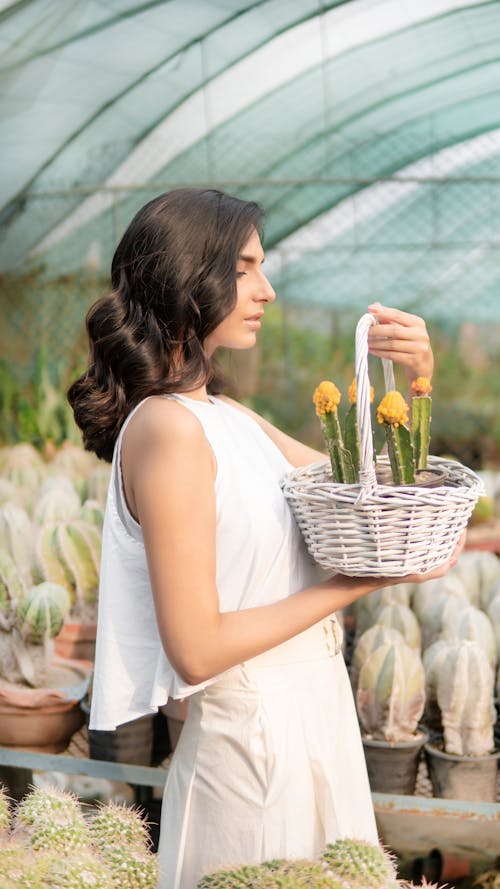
(123, 396), (206, 455)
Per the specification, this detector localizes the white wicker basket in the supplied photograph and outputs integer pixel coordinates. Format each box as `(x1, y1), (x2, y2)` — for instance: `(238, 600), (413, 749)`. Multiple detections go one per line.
(282, 313), (484, 577)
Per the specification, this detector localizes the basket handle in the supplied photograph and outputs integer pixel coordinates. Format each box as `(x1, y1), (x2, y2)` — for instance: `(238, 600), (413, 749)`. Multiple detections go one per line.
(354, 313), (396, 496)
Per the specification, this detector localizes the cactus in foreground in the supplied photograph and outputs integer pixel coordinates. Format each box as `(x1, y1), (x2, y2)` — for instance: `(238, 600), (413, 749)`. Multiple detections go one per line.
(435, 639), (495, 756)
(313, 382), (356, 483)
(344, 377), (374, 477)
(197, 859), (342, 889)
(356, 641), (425, 742)
(376, 391), (415, 485)
(89, 801), (159, 889)
(12, 786), (91, 853)
(410, 377), (432, 470)
(322, 839), (398, 888)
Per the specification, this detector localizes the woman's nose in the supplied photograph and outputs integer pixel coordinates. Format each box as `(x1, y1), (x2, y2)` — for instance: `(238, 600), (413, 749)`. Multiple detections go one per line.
(258, 273), (276, 303)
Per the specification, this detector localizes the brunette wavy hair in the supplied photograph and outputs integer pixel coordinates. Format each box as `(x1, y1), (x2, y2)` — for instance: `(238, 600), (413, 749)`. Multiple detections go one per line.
(68, 188), (263, 461)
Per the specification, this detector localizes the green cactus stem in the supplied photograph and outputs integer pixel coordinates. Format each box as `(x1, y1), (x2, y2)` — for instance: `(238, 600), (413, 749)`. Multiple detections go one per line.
(343, 403), (360, 476)
(376, 391), (416, 485)
(12, 786), (92, 853)
(411, 395), (432, 471)
(321, 412), (356, 484)
(17, 582), (70, 644)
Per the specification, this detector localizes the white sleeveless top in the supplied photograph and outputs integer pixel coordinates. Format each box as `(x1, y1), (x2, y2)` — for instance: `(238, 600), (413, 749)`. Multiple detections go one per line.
(89, 394), (323, 731)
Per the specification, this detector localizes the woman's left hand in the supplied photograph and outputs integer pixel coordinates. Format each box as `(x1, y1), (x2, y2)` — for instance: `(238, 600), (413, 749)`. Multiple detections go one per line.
(367, 302), (434, 384)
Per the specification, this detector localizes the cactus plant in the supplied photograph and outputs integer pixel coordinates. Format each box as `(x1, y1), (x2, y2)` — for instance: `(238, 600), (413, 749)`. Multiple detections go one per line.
(354, 583), (412, 639)
(0, 575), (71, 686)
(33, 519), (101, 619)
(12, 786), (91, 853)
(434, 639), (495, 756)
(376, 391), (415, 485)
(322, 839), (398, 889)
(0, 783), (10, 834)
(369, 601), (421, 651)
(0, 504), (33, 586)
(86, 465), (111, 506)
(89, 801), (159, 889)
(450, 551), (500, 610)
(440, 604), (497, 671)
(486, 595), (500, 668)
(350, 624), (405, 696)
(410, 378), (432, 471)
(33, 477), (81, 525)
(78, 500), (104, 528)
(356, 641), (426, 742)
(312, 382), (356, 483)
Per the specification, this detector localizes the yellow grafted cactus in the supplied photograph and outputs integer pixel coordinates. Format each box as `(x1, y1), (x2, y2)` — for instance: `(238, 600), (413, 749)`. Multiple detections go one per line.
(411, 376), (432, 396)
(376, 391), (409, 427)
(410, 377), (432, 470)
(312, 382), (355, 483)
(348, 378), (374, 405)
(376, 391), (415, 484)
(313, 381), (341, 416)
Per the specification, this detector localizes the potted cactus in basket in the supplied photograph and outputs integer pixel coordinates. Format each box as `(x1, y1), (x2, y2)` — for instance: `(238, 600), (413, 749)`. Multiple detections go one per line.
(0, 549), (91, 753)
(355, 639), (428, 794)
(422, 638), (499, 802)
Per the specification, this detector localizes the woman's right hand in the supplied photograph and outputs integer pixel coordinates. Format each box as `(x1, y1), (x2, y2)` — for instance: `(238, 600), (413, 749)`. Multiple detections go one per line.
(392, 530), (466, 587)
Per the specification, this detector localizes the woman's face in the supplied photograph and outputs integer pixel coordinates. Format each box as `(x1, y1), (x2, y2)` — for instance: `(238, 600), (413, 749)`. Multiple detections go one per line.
(204, 228), (276, 356)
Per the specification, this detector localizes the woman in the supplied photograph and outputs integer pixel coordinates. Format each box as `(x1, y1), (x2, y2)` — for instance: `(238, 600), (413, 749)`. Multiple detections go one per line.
(69, 188), (460, 889)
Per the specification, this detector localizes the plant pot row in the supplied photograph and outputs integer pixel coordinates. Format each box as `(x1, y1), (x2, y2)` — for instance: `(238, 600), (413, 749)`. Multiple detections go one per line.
(362, 730), (500, 802)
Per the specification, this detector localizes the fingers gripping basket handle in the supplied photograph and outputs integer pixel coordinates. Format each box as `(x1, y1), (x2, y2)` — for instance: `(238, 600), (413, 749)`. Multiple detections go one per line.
(355, 313), (395, 495)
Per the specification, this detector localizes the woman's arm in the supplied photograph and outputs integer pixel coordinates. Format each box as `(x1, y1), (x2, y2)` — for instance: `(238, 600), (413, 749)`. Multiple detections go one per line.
(122, 398), (459, 687)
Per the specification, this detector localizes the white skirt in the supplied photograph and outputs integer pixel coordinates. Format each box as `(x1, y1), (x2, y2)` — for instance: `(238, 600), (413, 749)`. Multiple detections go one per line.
(157, 618), (378, 889)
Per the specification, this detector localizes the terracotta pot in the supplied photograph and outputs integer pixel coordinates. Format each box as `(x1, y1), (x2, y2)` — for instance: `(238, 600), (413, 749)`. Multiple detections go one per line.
(0, 657), (92, 753)
(54, 621), (97, 662)
(362, 731), (428, 794)
(424, 739), (500, 802)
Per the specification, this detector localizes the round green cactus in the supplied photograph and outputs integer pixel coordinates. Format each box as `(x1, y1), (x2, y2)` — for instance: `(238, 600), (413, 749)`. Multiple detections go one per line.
(197, 859), (344, 889)
(32, 849), (114, 889)
(17, 582), (71, 644)
(322, 839), (398, 889)
(90, 801), (158, 889)
(12, 786), (91, 854)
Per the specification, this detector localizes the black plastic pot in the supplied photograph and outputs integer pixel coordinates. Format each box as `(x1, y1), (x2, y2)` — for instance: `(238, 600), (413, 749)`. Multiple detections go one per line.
(362, 731), (427, 795)
(424, 739), (500, 802)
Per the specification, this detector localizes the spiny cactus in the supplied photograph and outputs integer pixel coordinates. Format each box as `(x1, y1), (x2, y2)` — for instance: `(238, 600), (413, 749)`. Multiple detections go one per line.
(356, 641), (426, 742)
(0, 548), (23, 631)
(435, 639), (496, 756)
(197, 858), (345, 889)
(33, 519), (101, 618)
(350, 624), (405, 696)
(86, 465), (111, 507)
(411, 577), (469, 650)
(30, 850), (114, 889)
(12, 786), (91, 853)
(322, 838), (398, 889)
(89, 801), (159, 889)
(0, 503), (33, 586)
(376, 391), (415, 485)
(450, 551), (500, 610)
(410, 377), (432, 471)
(0, 783), (10, 834)
(78, 499), (104, 528)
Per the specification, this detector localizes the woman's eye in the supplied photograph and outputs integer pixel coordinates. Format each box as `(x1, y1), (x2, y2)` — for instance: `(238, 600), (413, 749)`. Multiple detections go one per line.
(236, 271), (246, 278)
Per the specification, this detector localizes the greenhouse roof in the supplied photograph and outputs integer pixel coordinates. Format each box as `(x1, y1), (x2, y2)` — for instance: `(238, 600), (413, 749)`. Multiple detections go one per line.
(1, 0), (500, 322)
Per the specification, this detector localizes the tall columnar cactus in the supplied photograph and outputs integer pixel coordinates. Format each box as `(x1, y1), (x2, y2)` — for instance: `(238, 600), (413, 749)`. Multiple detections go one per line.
(322, 839), (398, 889)
(376, 391), (415, 485)
(450, 550), (500, 610)
(350, 624), (405, 697)
(440, 604), (497, 671)
(356, 641), (426, 742)
(33, 519), (101, 618)
(414, 588), (470, 651)
(354, 583), (412, 638)
(370, 601), (422, 651)
(422, 639), (455, 733)
(434, 639), (495, 756)
(343, 378), (374, 478)
(313, 382), (356, 483)
(0, 549), (23, 632)
(410, 377), (432, 470)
